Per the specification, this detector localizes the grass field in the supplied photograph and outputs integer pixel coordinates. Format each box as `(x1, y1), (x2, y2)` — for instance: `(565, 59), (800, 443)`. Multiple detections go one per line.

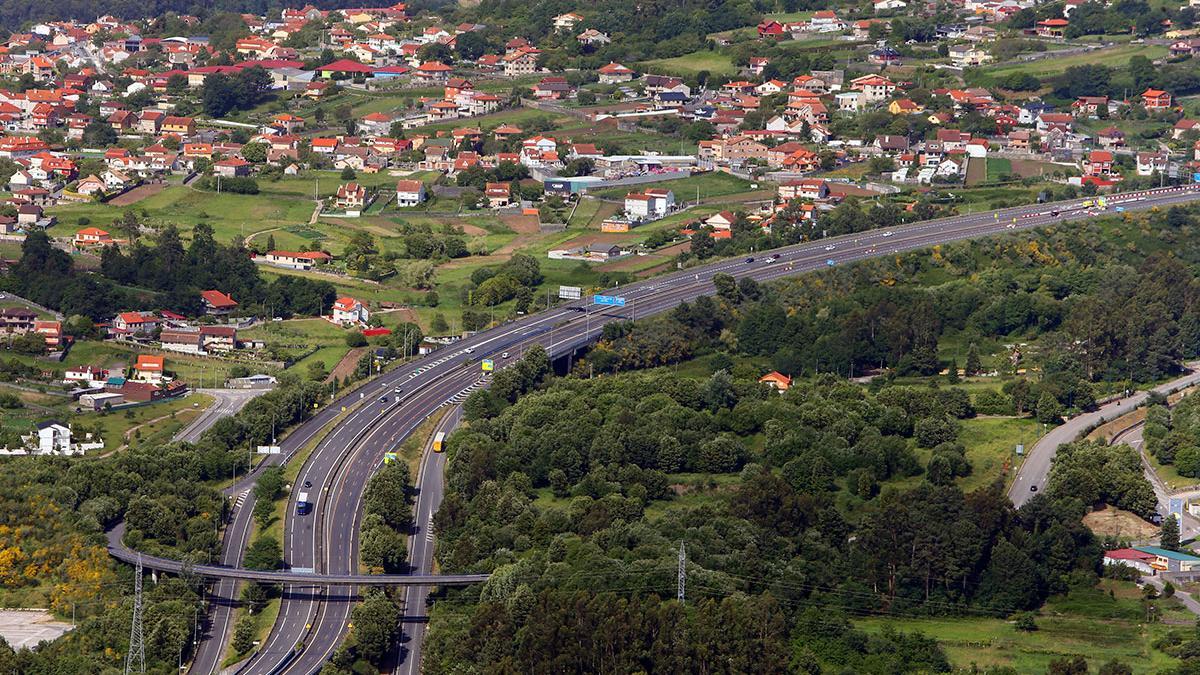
(590, 172), (754, 201)
(956, 416), (1044, 492)
(983, 44), (1168, 78)
(640, 50), (738, 76)
(857, 581), (1179, 673)
(986, 157), (1013, 183)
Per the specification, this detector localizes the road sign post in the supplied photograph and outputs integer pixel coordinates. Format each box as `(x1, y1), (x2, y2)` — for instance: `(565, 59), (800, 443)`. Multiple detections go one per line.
(482, 359), (494, 372)
(559, 285), (582, 301)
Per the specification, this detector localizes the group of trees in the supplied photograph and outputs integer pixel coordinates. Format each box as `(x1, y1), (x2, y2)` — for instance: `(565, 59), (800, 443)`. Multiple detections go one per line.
(1144, 394), (1200, 478)
(426, 357), (1122, 671)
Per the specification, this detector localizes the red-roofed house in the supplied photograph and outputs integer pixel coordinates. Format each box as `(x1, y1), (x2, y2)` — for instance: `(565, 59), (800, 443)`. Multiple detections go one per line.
(759, 371), (792, 392)
(133, 354), (165, 383)
(1142, 88), (1172, 111)
(331, 296), (369, 325)
(200, 289), (238, 315)
(597, 62), (635, 84)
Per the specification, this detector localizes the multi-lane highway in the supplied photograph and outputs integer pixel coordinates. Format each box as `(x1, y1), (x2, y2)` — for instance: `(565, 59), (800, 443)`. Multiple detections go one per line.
(104, 184), (1200, 673)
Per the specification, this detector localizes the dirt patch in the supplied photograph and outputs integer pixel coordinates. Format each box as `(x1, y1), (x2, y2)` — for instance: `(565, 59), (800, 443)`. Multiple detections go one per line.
(108, 183), (166, 206)
(500, 213), (541, 233)
(558, 232), (639, 248)
(460, 223), (488, 236)
(326, 347), (365, 383)
(1083, 505), (1158, 541)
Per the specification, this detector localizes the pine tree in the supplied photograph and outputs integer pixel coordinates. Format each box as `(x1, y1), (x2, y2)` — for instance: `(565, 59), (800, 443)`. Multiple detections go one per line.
(1162, 514), (1181, 551)
(946, 358), (960, 383)
(965, 343), (982, 376)
(266, 233), (276, 251)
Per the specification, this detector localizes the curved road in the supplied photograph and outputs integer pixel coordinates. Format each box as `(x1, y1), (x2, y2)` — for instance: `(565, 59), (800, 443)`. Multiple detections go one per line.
(173, 388), (265, 444)
(107, 185), (1200, 673)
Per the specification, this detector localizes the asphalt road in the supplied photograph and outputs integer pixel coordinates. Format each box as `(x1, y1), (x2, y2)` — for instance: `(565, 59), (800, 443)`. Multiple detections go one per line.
(396, 406), (460, 675)
(157, 184), (1200, 674)
(173, 388), (266, 444)
(1007, 365), (1200, 509)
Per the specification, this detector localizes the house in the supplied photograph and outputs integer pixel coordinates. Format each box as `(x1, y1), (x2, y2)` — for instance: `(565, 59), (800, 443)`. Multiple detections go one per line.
(1036, 18), (1068, 38)
(1137, 150), (1169, 176)
(1071, 96), (1109, 119)
(133, 354), (165, 383)
(161, 115), (195, 136)
(809, 10), (845, 32)
(624, 192), (672, 220)
(412, 61), (453, 84)
(888, 98), (925, 115)
(34, 320), (61, 347)
(213, 158), (250, 177)
(272, 113), (305, 133)
(597, 62), (635, 84)
(263, 250), (332, 270)
(759, 371), (792, 392)
(757, 20), (786, 39)
(851, 75), (896, 103)
(1134, 545), (1200, 573)
(395, 179), (426, 206)
(1102, 548), (1157, 575)
(485, 182), (511, 208)
(111, 311), (159, 336)
(948, 44), (990, 67)
(503, 49), (540, 77)
(0, 307), (37, 334)
(200, 325), (237, 352)
(553, 12), (584, 32)
(873, 0), (906, 10)
(335, 182), (367, 210)
(576, 29), (611, 46)
(65, 365), (109, 387)
(331, 296), (369, 325)
(1097, 126), (1126, 149)
(161, 329), (204, 354)
(704, 211), (736, 230)
(76, 174), (106, 196)
(200, 289), (238, 315)
(778, 179), (829, 201)
(1142, 88), (1173, 111)
(35, 421), (70, 455)
(1174, 119), (1200, 140)
(1082, 150), (1115, 177)
(868, 46), (902, 66)
(74, 227), (113, 247)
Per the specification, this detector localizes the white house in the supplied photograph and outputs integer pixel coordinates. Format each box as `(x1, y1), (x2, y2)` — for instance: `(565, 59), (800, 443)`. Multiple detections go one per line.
(36, 421), (71, 455)
(332, 296), (370, 325)
(395, 179), (426, 207)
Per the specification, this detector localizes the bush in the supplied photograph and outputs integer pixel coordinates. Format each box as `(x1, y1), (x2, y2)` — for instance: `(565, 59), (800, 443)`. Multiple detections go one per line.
(974, 389), (1014, 415)
(345, 330), (368, 348)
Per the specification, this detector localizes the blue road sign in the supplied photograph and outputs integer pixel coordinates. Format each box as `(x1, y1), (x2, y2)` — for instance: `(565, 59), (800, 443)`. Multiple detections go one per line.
(593, 294), (627, 307)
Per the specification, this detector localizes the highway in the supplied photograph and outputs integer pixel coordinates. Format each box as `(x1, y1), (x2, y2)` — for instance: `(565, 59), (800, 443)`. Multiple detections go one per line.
(101, 184), (1200, 673)
(396, 407), (460, 675)
(173, 388), (265, 444)
(1008, 364), (1200, 508)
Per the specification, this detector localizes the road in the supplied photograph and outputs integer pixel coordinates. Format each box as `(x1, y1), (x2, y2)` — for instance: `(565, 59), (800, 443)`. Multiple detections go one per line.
(1008, 362), (1200, 508)
(173, 388), (266, 444)
(100, 184), (1200, 673)
(396, 407), (460, 675)
(1110, 423), (1200, 540)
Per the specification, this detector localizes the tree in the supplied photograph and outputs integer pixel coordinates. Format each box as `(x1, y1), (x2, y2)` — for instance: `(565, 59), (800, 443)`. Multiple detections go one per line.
(965, 343), (982, 376)
(232, 614), (256, 653)
(1161, 514), (1181, 551)
(241, 141), (268, 164)
(346, 331), (368, 348)
(349, 590), (400, 664)
(1036, 392), (1062, 425)
(81, 120), (117, 147)
(432, 313), (449, 333)
(340, 166), (356, 180)
(244, 535), (281, 570)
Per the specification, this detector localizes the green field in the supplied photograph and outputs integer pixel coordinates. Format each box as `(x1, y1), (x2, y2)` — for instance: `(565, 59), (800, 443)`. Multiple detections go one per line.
(956, 415), (1044, 492)
(590, 171), (754, 201)
(640, 51), (738, 77)
(983, 44), (1168, 78)
(986, 158), (1013, 183)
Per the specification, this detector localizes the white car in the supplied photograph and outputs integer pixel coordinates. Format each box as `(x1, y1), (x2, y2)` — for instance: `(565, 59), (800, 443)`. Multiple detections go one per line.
(464, 347), (474, 354)
(824, 245), (835, 251)
(882, 231), (894, 237)
(501, 352), (510, 359)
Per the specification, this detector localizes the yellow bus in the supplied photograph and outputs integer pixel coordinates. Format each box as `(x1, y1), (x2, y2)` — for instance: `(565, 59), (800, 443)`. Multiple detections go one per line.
(433, 431), (446, 453)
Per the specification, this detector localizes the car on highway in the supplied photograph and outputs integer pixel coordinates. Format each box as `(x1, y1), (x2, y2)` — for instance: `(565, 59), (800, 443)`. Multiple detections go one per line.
(501, 352), (510, 359)
(379, 396), (388, 403)
(303, 480), (312, 489)
(1030, 485), (1038, 492)
(882, 231), (894, 237)
(824, 245), (835, 251)
(745, 257), (754, 263)
(464, 347), (474, 353)
(826, 259), (835, 266)
(767, 255), (778, 262)
(394, 386), (403, 394)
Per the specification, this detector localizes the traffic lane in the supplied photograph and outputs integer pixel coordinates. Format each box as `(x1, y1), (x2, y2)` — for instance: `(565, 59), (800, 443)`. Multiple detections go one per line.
(280, 374), (480, 674)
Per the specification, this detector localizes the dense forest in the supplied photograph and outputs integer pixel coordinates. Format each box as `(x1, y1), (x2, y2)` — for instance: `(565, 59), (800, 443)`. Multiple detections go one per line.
(423, 349), (1138, 672)
(0, 226), (337, 320)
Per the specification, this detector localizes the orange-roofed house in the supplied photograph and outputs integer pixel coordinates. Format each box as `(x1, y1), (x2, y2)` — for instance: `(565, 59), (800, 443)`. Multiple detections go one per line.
(1083, 150), (1115, 177)
(34, 320), (62, 347)
(413, 61), (453, 84)
(395, 179), (426, 206)
(74, 227), (113, 247)
(134, 354), (165, 383)
(759, 371), (792, 392)
(331, 296), (369, 325)
(272, 113), (305, 133)
(200, 289), (238, 315)
(1142, 88), (1172, 111)
(1036, 18), (1068, 38)
(262, 250), (332, 270)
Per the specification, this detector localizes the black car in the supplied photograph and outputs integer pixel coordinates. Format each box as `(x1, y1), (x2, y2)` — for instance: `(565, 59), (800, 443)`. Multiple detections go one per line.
(745, 257), (755, 263)
(1030, 485), (1038, 492)
(303, 480), (312, 489)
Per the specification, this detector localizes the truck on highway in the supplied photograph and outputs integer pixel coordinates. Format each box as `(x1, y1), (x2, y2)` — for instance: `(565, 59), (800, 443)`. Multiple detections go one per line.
(433, 431), (446, 453)
(296, 492), (312, 516)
